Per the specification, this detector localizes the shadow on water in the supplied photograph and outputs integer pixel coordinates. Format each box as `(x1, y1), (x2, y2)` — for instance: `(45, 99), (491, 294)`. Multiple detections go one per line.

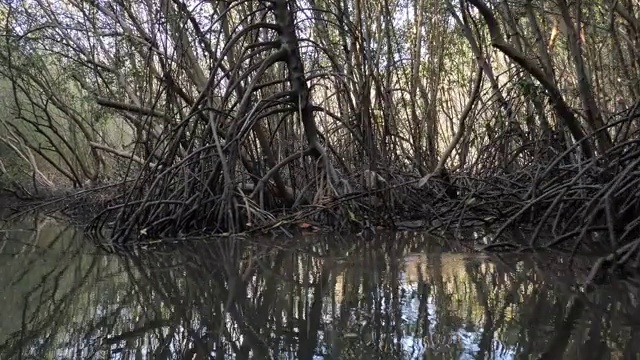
(1, 216), (640, 359)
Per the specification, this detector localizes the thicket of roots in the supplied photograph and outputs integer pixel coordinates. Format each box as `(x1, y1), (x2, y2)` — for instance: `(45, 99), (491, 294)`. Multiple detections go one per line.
(87, 108), (357, 242)
(90, 104), (640, 267)
(426, 107), (640, 281)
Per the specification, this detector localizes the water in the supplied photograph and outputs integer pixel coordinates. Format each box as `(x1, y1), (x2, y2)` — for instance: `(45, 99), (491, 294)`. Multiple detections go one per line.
(1, 215), (639, 359)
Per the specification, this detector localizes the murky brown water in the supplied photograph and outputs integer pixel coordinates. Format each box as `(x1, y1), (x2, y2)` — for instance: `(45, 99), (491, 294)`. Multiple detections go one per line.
(1, 214), (639, 359)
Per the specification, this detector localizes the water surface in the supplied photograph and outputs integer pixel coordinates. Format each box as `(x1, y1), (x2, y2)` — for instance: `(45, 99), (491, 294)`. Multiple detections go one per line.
(1, 215), (639, 359)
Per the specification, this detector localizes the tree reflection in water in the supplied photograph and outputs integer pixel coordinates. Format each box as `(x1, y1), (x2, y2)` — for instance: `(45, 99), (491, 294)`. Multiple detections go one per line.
(1, 216), (640, 359)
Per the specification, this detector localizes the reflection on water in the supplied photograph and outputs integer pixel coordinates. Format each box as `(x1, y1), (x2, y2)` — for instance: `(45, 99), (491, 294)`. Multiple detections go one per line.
(1, 215), (640, 359)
